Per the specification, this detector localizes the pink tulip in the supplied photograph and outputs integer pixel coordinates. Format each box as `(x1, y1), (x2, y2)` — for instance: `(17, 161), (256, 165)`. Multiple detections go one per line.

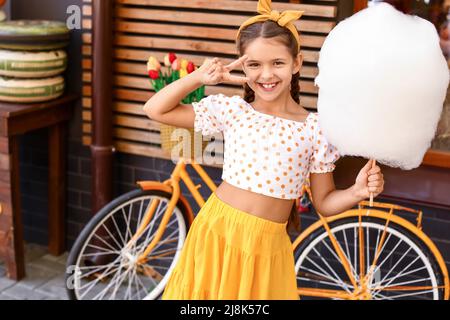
(164, 53), (177, 67)
(171, 59), (181, 71)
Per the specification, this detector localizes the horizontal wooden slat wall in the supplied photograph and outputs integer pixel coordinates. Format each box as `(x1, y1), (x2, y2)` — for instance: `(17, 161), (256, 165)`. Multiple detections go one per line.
(82, 0), (339, 165)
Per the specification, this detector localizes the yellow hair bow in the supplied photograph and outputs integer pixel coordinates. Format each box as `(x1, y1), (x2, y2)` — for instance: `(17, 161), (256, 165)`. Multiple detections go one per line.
(237, 0), (304, 49)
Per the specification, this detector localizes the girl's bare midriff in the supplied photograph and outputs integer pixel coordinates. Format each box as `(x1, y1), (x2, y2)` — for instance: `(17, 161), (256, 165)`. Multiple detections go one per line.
(215, 181), (294, 223)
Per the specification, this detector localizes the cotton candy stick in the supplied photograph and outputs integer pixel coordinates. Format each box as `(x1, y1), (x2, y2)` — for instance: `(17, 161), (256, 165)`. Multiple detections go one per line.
(369, 159), (376, 207)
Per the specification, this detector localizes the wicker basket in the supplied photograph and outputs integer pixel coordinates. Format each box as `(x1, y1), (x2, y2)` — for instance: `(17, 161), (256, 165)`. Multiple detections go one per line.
(160, 124), (209, 160)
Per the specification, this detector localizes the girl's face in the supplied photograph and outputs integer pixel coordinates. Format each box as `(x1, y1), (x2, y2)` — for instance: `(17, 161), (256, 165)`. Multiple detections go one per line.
(242, 37), (302, 103)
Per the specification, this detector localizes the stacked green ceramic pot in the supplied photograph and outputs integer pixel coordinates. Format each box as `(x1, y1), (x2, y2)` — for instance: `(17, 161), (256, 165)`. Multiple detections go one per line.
(0, 20), (69, 103)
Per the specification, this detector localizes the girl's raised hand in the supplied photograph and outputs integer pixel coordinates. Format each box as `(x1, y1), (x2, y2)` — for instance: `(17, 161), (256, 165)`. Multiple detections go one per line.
(197, 56), (250, 86)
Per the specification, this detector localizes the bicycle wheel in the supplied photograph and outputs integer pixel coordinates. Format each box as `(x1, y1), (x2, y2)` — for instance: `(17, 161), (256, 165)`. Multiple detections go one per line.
(294, 216), (446, 300)
(66, 189), (190, 300)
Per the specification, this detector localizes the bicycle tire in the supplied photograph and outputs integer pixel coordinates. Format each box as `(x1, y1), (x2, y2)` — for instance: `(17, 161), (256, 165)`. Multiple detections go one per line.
(66, 188), (190, 300)
(293, 216), (447, 300)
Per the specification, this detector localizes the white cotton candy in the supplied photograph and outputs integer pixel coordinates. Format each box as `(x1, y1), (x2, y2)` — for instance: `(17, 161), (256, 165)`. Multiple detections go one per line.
(315, 3), (449, 170)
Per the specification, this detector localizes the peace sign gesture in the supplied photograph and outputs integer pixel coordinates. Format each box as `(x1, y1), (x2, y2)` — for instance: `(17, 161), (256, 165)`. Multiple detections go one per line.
(197, 55), (250, 86)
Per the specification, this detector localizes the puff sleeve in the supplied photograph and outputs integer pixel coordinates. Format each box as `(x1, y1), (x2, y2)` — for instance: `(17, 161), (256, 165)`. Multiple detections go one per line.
(309, 114), (340, 173)
(192, 94), (229, 136)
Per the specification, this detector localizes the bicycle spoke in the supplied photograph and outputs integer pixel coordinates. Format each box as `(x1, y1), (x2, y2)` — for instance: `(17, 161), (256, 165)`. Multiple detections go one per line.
(100, 223), (124, 251)
(139, 265), (160, 287)
(78, 254), (122, 283)
(86, 243), (118, 254)
(371, 221), (392, 266)
(95, 263), (127, 300)
(150, 256), (179, 260)
(380, 265), (427, 287)
(148, 265), (169, 271)
(81, 250), (121, 259)
(134, 201), (168, 251)
(371, 247), (415, 291)
(301, 264), (351, 290)
(353, 226), (357, 278)
(124, 266), (135, 300)
(92, 233), (118, 252)
(366, 225), (370, 275)
(372, 261), (424, 294)
(78, 258), (119, 271)
(78, 266), (120, 284)
(297, 287), (352, 299)
(132, 271), (142, 300)
(122, 205), (134, 245)
(136, 199), (145, 234)
(78, 262), (122, 299)
(341, 229), (357, 280)
(369, 233), (395, 275)
(102, 263), (134, 300)
(110, 214), (127, 246)
(375, 277), (432, 291)
(369, 228), (381, 273)
(132, 269), (150, 300)
(372, 292), (393, 300)
(380, 289), (435, 299)
(147, 245), (179, 259)
(306, 251), (353, 292)
(311, 246), (349, 289)
(136, 218), (177, 256)
(320, 240), (355, 290)
(145, 223), (178, 253)
(298, 276), (350, 289)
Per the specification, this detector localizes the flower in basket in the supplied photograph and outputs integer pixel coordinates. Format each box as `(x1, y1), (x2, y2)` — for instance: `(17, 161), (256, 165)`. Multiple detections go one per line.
(147, 56), (165, 91)
(179, 59), (189, 78)
(147, 53), (205, 104)
(148, 53), (209, 160)
(171, 58), (181, 71)
(187, 62), (196, 74)
(164, 53), (177, 67)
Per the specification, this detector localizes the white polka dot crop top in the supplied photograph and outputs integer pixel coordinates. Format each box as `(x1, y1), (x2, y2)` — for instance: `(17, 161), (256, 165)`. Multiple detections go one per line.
(192, 94), (340, 200)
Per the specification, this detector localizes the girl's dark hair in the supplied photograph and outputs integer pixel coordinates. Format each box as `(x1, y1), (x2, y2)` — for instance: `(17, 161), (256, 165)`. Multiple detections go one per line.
(237, 20), (301, 233)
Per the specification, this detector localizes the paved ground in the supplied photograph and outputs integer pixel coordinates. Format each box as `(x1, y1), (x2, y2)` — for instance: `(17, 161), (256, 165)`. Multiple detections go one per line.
(0, 243), (69, 300)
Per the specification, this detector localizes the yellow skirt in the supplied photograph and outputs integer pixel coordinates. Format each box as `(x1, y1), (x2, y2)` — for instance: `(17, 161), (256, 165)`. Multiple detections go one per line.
(162, 192), (299, 300)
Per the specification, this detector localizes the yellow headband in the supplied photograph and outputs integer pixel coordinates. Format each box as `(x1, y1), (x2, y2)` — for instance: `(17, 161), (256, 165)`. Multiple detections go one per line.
(237, 0), (304, 49)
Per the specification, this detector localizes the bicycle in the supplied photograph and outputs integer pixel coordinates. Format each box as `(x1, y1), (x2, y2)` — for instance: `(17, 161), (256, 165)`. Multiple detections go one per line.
(66, 156), (449, 300)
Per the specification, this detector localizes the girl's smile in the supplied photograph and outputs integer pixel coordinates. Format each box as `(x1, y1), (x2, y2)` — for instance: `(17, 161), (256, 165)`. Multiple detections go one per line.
(257, 81), (281, 92)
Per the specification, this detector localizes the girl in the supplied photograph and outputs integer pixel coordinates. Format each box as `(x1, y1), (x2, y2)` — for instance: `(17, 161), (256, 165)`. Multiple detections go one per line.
(143, 0), (384, 300)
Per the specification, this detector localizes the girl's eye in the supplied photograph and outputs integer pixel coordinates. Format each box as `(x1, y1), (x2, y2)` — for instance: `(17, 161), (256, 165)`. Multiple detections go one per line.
(248, 61), (284, 67)
(274, 61), (284, 66)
